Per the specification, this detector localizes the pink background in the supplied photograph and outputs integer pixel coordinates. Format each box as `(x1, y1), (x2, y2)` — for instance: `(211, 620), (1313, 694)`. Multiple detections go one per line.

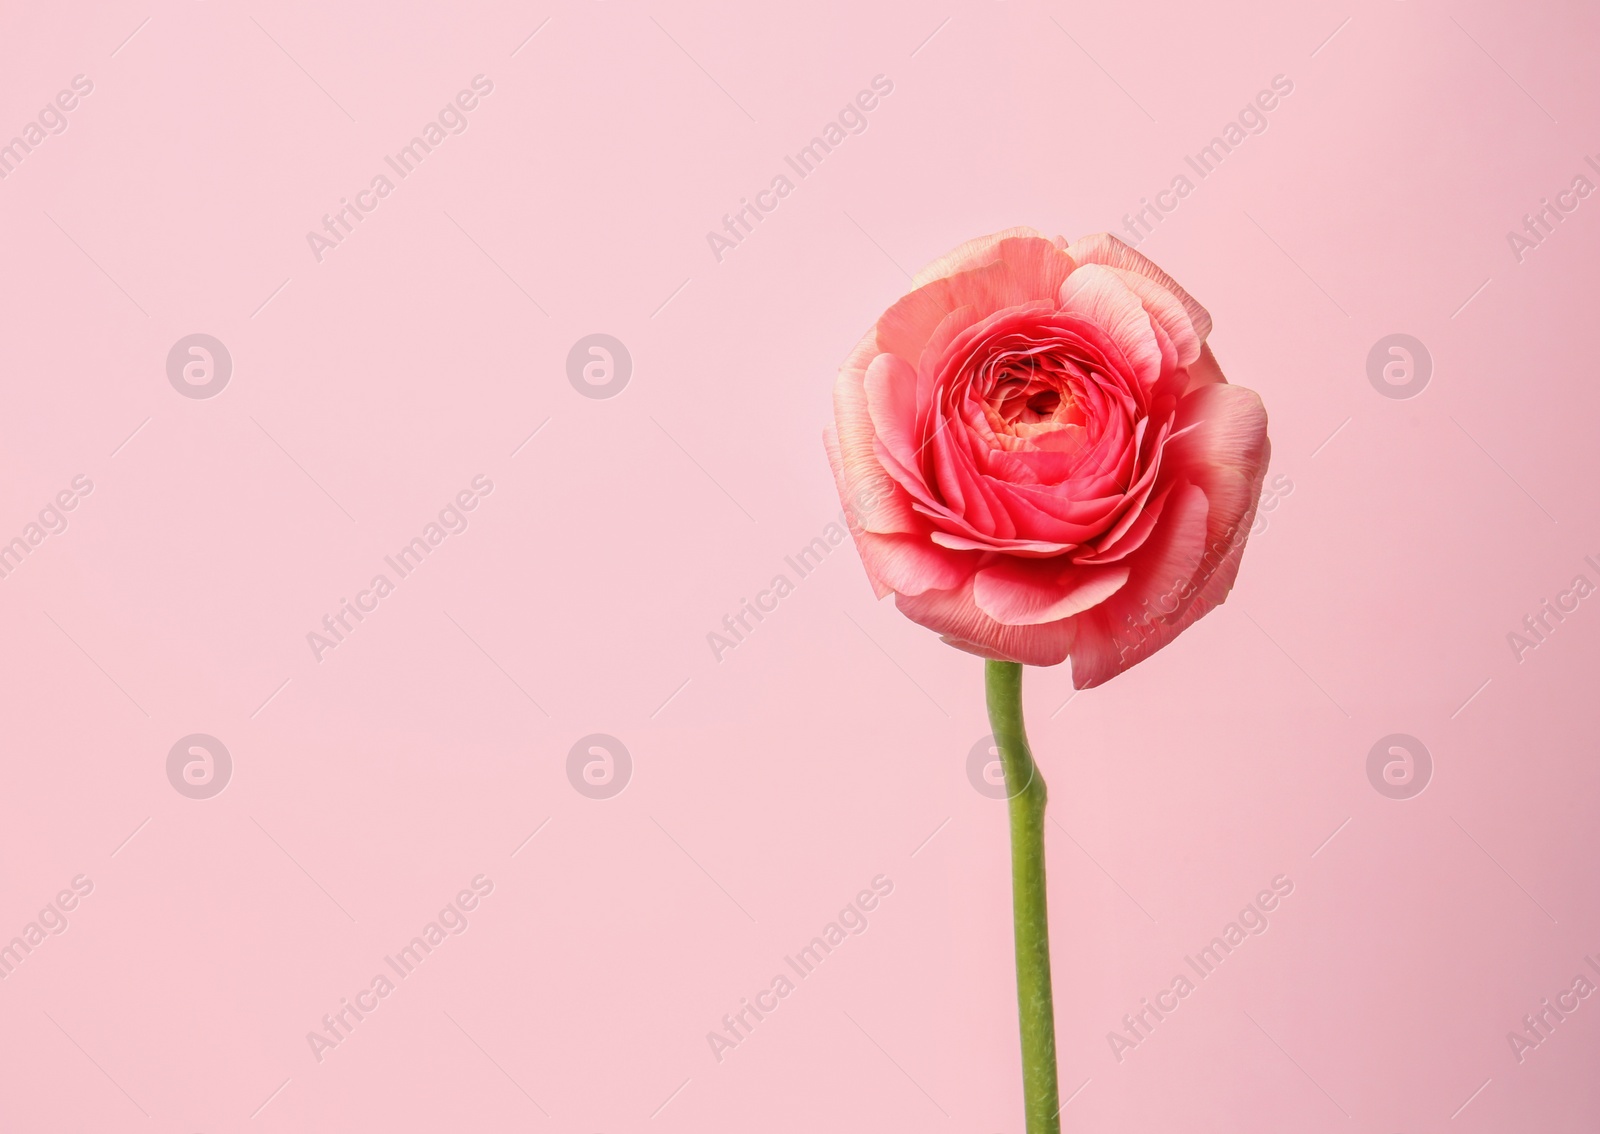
(2, 0), (1598, 1130)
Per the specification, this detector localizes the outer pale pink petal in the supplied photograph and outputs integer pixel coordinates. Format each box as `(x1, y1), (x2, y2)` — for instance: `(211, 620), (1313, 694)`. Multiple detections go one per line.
(825, 425), (892, 599)
(1058, 265), (1163, 389)
(1107, 267), (1201, 368)
(875, 239), (1075, 363)
(862, 353), (924, 478)
(895, 581), (1078, 667)
(828, 424), (976, 598)
(1062, 233), (1213, 345)
(1066, 385), (1269, 688)
(1166, 381), (1270, 484)
(1162, 383), (1272, 609)
(855, 530), (975, 596)
(1180, 342), (1227, 395)
(909, 226), (1054, 289)
(972, 559), (1131, 625)
(831, 350), (920, 535)
(1063, 481), (1211, 688)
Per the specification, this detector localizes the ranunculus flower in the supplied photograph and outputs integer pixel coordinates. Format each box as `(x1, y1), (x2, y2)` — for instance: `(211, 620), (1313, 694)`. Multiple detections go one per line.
(824, 228), (1270, 687)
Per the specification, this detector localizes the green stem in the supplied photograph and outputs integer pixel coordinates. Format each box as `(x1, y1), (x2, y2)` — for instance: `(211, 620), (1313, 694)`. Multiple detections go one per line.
(985, 660), (1061, 1134)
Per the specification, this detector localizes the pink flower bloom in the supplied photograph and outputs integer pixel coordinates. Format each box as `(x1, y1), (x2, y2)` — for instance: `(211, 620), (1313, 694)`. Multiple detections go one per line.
(825, 229), (1270, 687)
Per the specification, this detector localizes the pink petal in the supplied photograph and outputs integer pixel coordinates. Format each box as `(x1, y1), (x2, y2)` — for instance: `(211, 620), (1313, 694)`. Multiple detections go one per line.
(973, 559), (1131, 625)
(895, 580), (1078, 667)
(1058, 265), (1163, 390)
(1065, 481), (1211, 688)
(909, 227), (1053, 289)
(1063, 233), (1213, 345)
(830, 358), (920, 535)
(855, 529), (975, 597)
(1108, 266), (1201, 368)
(863, 352), (924, 480)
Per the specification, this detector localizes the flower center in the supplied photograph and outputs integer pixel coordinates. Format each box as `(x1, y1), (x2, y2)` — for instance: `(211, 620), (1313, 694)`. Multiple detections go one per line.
(990, 371), (1075, 431)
